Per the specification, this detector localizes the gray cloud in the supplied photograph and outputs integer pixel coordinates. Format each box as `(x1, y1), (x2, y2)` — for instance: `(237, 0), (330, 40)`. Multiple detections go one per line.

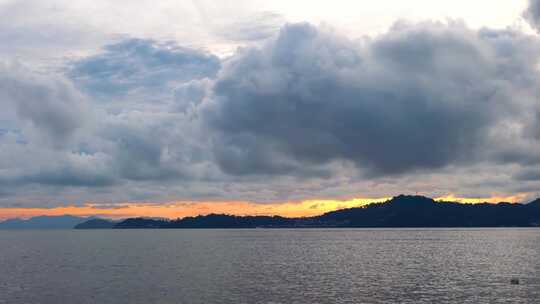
(515, 167), (540, 181)
(205, 22), (540, 177)
(524, 0), (540, 30)
(68, 38), (221, 98)
(0, 62), (87, 144)
(23, 157), (116, 188)
(4, 21), (540, 208)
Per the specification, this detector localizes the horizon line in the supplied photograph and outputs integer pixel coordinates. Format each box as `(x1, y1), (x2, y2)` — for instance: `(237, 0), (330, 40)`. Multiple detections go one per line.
(0, 193), (532, 221)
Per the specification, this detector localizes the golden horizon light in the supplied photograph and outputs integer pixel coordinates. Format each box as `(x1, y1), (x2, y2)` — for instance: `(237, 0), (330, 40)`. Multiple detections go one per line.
(0, 193), (531, 221)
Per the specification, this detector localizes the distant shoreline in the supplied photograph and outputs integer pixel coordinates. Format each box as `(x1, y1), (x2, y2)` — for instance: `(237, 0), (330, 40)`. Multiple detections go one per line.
(75, 195), (540, 230)
(2, 195), (539, 230)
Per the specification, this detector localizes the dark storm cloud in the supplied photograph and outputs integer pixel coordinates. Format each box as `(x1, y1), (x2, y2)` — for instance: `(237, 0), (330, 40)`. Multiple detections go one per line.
(205, 22), (540, 177)
(68, 38), (221, 97)
(524, 0), (540, 30)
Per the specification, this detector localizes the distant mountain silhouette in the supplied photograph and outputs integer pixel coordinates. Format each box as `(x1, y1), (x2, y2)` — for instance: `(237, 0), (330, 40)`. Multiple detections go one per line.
(75, 195), (540, 229)
(527, 198), (540, 208)
(114, 218), (169, 229)
(74, 218), (117, 229)
(316, 195), (540, 227)
(0, 215), (88, 229)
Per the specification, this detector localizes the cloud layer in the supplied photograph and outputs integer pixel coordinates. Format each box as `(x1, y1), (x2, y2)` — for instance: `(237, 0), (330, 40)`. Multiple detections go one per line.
(68, 38), (221, 98)
(3, 17), (540, 207)
(206, 22), (540, 177)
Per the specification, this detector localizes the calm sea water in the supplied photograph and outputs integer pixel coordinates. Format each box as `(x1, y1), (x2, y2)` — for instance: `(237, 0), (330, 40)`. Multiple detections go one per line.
(0, 229), (539, 304)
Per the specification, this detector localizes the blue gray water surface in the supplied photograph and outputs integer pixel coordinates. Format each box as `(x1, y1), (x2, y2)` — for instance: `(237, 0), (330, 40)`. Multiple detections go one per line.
(1, 228), (539, 304)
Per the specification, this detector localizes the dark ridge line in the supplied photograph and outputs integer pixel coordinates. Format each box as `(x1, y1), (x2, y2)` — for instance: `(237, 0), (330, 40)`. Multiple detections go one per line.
(75, 195), (540, 229)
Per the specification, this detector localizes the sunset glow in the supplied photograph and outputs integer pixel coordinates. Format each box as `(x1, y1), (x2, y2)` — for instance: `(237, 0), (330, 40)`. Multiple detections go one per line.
(0, 194), (530, 220)
(0, 198), (388, 220)
(435, 194), (528, 204)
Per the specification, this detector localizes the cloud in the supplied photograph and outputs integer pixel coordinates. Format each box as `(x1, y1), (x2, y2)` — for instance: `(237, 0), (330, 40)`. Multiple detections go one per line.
(68, 38), (221, 98)
(22, 153), (116, 187)
(97, 111), (211, 182)
(213, 12), (284, 42)
(514, 167), (540, 181)
(0, 0), (107, 66)
(524, 0), (540, 30)
(3, 20), (540, 208)
(204, 22), (540, 177)
(0, 62), (87, 144)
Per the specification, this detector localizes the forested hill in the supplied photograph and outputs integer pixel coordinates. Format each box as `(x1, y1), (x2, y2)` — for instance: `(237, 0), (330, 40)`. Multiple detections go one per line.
(76, 195), (540, 229)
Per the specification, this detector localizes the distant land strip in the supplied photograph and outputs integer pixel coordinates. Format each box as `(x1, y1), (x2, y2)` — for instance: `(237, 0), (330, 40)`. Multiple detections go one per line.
(73, 195), (540, 229)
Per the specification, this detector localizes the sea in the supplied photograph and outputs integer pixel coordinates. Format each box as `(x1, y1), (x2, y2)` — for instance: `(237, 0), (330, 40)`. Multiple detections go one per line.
(1, 228), (539, 304)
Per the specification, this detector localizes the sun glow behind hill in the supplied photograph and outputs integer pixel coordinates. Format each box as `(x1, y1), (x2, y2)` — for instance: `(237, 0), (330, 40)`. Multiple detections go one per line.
(435, 194), (529, 204)
(0, 194), (529, 221)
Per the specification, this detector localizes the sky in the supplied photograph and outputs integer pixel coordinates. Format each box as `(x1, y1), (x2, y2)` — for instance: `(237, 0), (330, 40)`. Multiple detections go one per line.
(2, 0), (540, 219)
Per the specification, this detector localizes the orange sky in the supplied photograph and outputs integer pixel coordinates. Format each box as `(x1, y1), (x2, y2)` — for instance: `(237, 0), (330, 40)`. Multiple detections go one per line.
(0, 193), (529, 220)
